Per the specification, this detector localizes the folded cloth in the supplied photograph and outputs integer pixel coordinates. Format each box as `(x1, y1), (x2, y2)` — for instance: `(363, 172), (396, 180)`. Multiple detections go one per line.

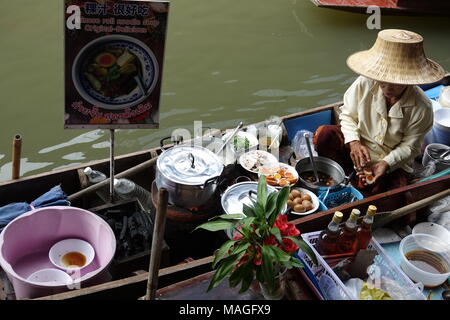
(0, 185), (70, 231)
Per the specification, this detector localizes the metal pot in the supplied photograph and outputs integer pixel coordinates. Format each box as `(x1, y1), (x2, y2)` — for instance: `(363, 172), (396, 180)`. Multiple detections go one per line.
(295, 156), (353, 193)
(156, 144), (224, 208)
(220, 181), (280, 238)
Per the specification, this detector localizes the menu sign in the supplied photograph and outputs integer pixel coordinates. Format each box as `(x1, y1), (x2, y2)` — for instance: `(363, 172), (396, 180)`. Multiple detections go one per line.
(64, 0), (169, 129)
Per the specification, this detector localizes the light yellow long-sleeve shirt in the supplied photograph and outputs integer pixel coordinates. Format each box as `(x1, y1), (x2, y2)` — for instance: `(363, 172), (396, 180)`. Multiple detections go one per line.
(339, 76), (433, 173)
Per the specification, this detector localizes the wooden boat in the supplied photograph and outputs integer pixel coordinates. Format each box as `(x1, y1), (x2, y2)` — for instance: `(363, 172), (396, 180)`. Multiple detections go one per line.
(309, 0), (450, 16)
(0, 77), (449, 300)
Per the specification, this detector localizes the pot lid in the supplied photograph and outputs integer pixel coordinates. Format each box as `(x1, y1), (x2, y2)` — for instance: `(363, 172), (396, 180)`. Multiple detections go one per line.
(157, 145), (224, 185)
(221, 182), (277, 216)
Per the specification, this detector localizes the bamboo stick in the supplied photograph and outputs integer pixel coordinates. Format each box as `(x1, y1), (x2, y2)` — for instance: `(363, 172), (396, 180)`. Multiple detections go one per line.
(145, 187), (168, 300)
(12, 134), (22, 180)
(68, 156), (158, 202)
(373, 188), (450, 228)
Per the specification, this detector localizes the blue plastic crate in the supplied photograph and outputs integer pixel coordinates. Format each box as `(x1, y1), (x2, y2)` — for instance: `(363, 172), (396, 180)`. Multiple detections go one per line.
(317, 186), (364, 210)
(283, 110), (332, 143)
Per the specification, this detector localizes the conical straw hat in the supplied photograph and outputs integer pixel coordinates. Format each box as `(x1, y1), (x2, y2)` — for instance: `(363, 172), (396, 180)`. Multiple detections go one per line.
(347, 29), (445, 85)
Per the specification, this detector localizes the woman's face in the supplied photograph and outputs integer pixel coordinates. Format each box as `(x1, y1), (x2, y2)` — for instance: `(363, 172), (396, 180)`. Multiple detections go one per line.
(378, 82), (408, 100)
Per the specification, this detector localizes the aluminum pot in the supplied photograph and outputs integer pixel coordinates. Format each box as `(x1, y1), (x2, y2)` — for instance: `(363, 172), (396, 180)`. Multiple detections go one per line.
(156, 144), (224, 208)
(295, 156), (353, 193)
(220, 181), (281, 238)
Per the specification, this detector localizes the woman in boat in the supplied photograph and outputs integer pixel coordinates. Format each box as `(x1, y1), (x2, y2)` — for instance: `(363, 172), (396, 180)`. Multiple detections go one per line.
(313, 29), (445, 195)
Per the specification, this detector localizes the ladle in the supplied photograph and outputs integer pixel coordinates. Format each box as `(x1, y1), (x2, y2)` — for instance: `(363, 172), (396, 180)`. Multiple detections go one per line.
(303, 132), (320, 184)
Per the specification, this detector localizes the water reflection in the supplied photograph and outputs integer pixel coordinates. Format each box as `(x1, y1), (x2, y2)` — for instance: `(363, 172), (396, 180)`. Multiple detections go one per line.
(0, 159), (53, 182)
(39, 130), (105, 154)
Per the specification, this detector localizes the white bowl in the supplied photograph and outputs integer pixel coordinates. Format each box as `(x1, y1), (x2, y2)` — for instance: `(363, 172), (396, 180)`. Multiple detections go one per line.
(49, 239), (95, 272)
(399, 234), (450, 287)
(239, 150), (278, 175)
(289, 187), (319, 216)
(222, 131), (258, 155)
(27, 268), (73, 286)
(72, 35), (159, 110)
(412, 222), (450, 244)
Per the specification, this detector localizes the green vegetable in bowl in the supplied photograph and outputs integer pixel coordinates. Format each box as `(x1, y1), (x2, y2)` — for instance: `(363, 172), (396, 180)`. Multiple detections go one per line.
(233, 136), (250, 151)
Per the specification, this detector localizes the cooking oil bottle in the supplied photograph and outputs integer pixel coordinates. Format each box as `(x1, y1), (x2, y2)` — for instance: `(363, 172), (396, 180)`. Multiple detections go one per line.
(337, 209), (361, 254)
(317, 211), (344, 255)
(355, 205), (377, 250)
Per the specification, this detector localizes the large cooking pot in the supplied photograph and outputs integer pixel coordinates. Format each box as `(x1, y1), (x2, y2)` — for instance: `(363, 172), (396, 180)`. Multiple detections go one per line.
(156, 144), (224, 208)
(220, 181), (283, 238)
(295, 156), (353, 193)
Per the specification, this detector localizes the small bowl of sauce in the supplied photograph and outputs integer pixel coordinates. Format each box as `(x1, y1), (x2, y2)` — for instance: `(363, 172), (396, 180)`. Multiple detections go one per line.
(49, 239), (95, 272)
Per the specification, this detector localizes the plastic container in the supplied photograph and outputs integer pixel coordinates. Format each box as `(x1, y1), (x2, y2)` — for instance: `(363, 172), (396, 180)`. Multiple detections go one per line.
(318, 186), (364, 210)
(399, 234), (450, 288)
(113, 178), (152, 211)
(422, 143), (450, 172)
(84, 167), (111, 203)
(431, 108), (450, 146)
(412, 222), (450, 244)
(438, 86), (450, 108)
(0, 206), (116, 299)
(297, 231), (426, 300)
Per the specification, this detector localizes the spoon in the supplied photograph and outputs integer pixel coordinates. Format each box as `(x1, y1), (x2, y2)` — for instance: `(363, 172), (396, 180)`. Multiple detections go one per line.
(303, 132), (320, 184)
(216, 121), (244, 155)
(134, 75), (146, 96)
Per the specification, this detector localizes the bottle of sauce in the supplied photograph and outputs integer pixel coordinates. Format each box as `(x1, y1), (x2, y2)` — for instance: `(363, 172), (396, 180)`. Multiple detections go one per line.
(317, 211), (344, 255)
(337, 209), (361, 254)
(356, 205), (377, 250)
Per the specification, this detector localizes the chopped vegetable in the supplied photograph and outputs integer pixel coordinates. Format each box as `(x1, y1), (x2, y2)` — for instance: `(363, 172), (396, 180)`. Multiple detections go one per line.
(232, 136), (250, 151)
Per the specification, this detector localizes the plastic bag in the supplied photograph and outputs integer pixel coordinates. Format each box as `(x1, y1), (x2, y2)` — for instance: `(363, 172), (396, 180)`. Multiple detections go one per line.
(427, 195), (450, 231)
(291, 130), (317, 160)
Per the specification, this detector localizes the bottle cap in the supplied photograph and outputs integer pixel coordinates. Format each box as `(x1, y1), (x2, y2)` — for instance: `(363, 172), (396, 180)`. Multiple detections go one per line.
(83, 167), (92, 175)
(367, 205), (377, 216)
(350, 209), (361, 220)
(332, 211), (343, 223)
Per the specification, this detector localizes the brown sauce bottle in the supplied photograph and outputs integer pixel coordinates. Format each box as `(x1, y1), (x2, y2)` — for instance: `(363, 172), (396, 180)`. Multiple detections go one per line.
(337, 209), (361, 254)
(317, 211), (344, 255)
(356, 205), (377, 251)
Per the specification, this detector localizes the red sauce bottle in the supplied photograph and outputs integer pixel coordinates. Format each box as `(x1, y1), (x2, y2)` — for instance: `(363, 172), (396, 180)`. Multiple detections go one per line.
(317, 211), (344, 255)
(356, 205), (377, 250)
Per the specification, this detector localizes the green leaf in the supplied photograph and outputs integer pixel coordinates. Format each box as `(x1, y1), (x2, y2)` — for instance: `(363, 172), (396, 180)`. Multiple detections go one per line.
(229, 262), (247, 288)
(194, 220), (235, 232)
(257, 175), (268, 209)
(230, 242), (250, 256)
(253, 202), (266, 220)
(207, 251), (245, 292)
(212, 240), (236, 268)
(255, 266), (264, 283)
(242, 204), (256, 218)
(295, 237), (318, 266)
(239, 263), (255, 294)
(261, 245), (275, 291)
(270, 227), (282, 243)
(216, 213), (246, 220)
(289, 257), (304, 268)
(265, 192), (278, 219)
(269, 186), (289, 226)
(266, 245), (291, 262)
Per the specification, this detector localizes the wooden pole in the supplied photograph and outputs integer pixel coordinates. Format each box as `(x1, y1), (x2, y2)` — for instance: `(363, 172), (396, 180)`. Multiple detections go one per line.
(373, 188), (450, 228)
(68, 157), (158, 202)
(12, 134), (22, 180)
(145, 187), (168, 300)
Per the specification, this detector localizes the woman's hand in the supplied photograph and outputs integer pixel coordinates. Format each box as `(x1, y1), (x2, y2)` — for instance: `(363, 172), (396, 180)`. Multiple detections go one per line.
(371, 160), (389, 181)
(357, 160), (389, 187)
(348, 141), (371, 170)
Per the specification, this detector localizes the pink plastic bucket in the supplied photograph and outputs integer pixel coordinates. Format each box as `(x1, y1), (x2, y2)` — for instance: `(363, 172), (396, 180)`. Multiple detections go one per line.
(0, 206), (116, 299)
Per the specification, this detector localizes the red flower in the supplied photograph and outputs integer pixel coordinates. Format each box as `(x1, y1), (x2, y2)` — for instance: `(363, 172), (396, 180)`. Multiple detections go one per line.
(283, 223), (300, 237)
(236, 254), (249, 268)
(281, 238), (298, 254)
(274, 215), (289, 233)
(253, 246), (262, 266)
(263, 235), (278, 246)
(232, 225), (244, 240)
